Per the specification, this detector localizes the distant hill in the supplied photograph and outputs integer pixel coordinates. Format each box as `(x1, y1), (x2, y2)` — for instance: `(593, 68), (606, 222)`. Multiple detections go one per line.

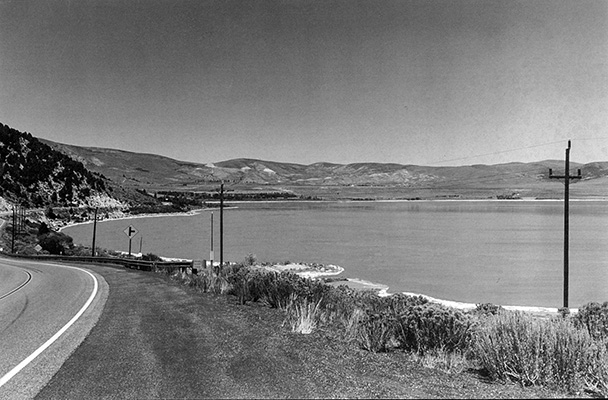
(40, 138), (608, 200)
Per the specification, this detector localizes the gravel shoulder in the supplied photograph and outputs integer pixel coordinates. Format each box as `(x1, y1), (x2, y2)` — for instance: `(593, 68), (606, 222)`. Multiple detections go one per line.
(36, 264), (570, 399)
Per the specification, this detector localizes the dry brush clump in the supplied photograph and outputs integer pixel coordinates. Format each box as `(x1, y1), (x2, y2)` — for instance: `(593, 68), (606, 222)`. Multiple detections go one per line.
(474, 311), (608, 396)
(283, 294), (324, 334)
(393, 304), (475, 355)
(155, 265), (231, 295)
(573, 301), (608, 342)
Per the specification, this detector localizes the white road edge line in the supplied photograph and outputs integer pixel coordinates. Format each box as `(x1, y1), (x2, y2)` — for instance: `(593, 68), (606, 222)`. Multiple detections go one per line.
(0, 265), (99, 387)
(0, 270), (32, 300)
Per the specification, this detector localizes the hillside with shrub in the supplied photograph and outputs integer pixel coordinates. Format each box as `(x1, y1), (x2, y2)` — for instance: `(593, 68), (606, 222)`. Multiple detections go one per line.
(0, 123), (165, 211)
(0, 123), (115, 208)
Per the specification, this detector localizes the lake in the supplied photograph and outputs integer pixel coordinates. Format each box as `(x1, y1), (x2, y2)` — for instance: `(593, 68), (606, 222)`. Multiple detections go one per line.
(63, 200), (608, 308)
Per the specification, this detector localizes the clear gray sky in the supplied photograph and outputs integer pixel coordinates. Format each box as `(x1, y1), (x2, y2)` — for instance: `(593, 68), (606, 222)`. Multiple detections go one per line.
(1, 0), (607, 166)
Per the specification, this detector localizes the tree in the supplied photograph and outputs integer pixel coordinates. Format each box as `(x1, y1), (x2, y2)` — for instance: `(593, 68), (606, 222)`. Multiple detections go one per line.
(46, 206), (57, 219)
(38, 231), (73, 255)
(38, 222), (50, 235)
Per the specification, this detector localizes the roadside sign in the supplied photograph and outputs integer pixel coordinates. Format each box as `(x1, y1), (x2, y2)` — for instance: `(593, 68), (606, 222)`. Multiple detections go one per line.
(34, 244), (42, 252)
(123, 225), (139, 239)
(192, 260), (204, 269)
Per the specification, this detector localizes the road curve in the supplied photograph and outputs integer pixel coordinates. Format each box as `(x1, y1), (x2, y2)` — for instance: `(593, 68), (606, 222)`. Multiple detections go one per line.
(0, 257), (108, 398)
(0, 264), (31, 300)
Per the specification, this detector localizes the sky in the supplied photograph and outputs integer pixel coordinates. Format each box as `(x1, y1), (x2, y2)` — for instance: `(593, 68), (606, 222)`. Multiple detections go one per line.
(0, 0), (607, 167)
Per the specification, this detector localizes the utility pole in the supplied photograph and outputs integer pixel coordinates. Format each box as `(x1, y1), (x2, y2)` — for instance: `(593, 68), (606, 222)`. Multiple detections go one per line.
(19, 205), (25, 231)
(210, 211), (214, 267)
(91, 207), (98, 257)
(549, 140), (582, 308)
(220, 183), (224, 268)
(11, 203), (15, 253)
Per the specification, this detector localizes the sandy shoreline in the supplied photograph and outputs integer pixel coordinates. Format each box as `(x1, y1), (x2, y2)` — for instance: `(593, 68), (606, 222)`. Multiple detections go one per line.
(58, 208), (208, 232)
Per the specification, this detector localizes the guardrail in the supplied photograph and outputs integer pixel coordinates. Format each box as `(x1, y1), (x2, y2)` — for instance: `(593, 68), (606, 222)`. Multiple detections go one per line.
(0, 252), (194, 272)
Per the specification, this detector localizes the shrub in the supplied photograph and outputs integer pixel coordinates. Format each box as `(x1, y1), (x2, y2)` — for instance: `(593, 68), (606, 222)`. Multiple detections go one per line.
(38, 231), (73, 255)
(243, 253), (257, 266)
(337, 293), (432, 353)
(558, 307), (571, 318)
(247, 270), (330, 310)
(226, 264), (254, 305)
(574, 302), (608, 341)
(38, 222), (50, 235)
(69, 244), (93, 257)
(314, 287), (431, 344)
(473, 303), (503, 316)
(164, 267), (231, 296)
(357, 310), (396, 352)
(388, 293), (430, 312)
(142, 252), (162, 262)
(283, 295), (323, 334)
(394, 304), (473, 355)
(474, 311), (608, 394)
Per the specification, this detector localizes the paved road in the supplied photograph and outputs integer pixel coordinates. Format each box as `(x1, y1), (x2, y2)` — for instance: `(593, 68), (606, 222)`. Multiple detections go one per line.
(0, 257), (108, 398)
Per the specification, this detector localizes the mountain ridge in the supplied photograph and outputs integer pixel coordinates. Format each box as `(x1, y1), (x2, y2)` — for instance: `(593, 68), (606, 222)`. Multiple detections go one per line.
(38, 137), (608, 200)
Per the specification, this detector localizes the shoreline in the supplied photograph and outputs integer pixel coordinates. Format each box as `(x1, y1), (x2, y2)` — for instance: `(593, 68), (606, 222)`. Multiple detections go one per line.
(329, 278), (575, 315)
(58, 208), (209, 232)
(58, 201), (591, 314)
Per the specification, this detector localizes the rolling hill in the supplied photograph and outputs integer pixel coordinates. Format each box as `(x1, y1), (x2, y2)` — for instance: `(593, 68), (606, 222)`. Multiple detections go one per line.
(40, 138), (608, 200)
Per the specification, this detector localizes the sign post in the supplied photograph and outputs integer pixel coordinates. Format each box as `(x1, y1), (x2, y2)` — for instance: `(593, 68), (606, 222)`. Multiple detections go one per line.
(123, 225), (139, 256)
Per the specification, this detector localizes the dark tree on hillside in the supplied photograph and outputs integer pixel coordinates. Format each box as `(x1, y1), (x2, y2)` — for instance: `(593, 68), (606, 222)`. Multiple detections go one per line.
(39, 231), (73, 255)
(38, 222), (50, 235)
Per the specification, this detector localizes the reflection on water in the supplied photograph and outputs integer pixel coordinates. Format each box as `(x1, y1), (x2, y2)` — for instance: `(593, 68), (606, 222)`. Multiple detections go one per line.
(64, 200), (608, 308)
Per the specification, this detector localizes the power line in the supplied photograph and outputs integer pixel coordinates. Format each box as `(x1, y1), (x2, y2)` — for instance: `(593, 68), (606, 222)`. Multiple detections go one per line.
(571, 136), (608, 141)
(429, 140), (567, 165)
(426, 136), (608, 166)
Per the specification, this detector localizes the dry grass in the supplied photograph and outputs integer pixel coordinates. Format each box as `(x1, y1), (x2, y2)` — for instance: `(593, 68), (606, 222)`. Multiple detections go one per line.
(283, 295), (323, 334)
(410, 348), (470, 375)
(474, 311), (608, 396)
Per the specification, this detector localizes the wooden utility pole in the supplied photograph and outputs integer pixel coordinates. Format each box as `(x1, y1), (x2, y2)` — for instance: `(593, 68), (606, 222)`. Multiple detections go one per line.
(11, 203), (15, 253)
(549, 140), (582, 308)
(210, 212), (214, 266)
(20, 205), (25, 231)
(91, 207), (98, 257)
(220, 183), (224, 268)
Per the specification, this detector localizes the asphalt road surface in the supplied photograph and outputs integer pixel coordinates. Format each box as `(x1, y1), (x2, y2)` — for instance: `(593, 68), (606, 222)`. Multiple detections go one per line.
(0, 257), (108, 398)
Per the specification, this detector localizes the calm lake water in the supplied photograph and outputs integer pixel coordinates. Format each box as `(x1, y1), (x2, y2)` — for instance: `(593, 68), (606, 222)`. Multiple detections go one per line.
(63, 200), (608, 308)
